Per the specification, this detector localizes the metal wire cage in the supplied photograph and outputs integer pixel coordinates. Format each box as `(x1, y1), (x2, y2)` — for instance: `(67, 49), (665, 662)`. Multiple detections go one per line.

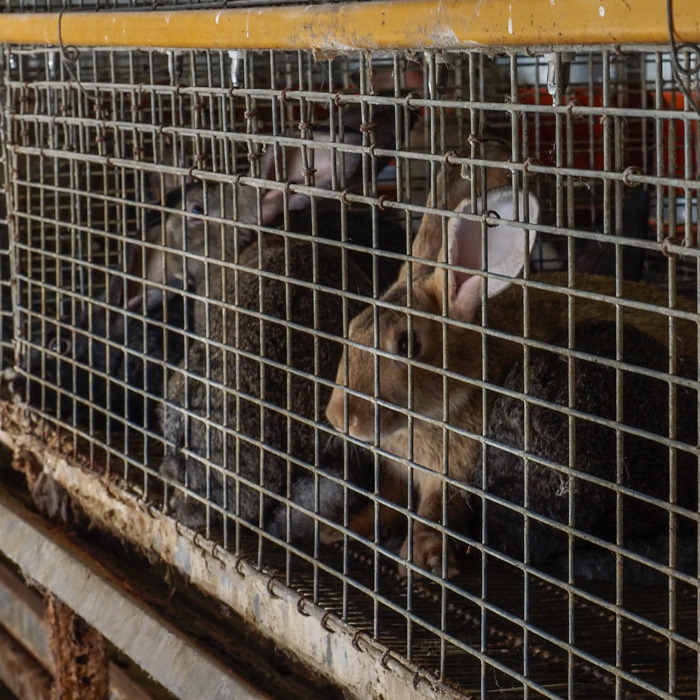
(1, 10), (700, 698)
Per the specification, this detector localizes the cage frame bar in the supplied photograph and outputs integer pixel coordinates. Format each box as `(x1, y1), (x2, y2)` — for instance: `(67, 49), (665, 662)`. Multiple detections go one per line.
(0, 425), (456, 699)
(0, 487), (266, 699)
(0, 0), (698, 51)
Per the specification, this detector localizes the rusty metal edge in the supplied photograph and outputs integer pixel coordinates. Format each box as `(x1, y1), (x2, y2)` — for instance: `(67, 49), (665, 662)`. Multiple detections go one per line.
(0, 623), (53, 700)
(0, 559), (155, 700)
(0, 473), (268, 698)
(0, 424), (458, 700)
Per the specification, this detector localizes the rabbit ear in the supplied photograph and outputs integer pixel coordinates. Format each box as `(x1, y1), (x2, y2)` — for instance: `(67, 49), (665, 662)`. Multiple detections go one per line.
(145, 136), (190, 203)
(116, 243), (160, 315)
(256, 104), (401, 223)
(256, 129), (363, 223)
(140, 137), (191, 285)
(106, 260), (128, 308)
(403, 142), (512, 282)
(407, 161), (466, 275)
(435, 186), (539, 321)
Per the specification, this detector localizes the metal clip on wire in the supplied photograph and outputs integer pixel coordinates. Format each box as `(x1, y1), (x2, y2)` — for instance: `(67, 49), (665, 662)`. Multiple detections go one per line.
(667, 0), (700, 118)
(545, 51), (576, 102)
(57, 10), (99, 106)
(228, 50), (245, 89)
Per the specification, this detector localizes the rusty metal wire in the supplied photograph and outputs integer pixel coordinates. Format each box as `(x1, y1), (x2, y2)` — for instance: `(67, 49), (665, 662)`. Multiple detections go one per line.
(3, 45), (700, 698)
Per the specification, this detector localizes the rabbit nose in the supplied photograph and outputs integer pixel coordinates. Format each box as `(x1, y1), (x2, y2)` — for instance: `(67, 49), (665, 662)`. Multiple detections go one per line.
(325, 388), (346, 429)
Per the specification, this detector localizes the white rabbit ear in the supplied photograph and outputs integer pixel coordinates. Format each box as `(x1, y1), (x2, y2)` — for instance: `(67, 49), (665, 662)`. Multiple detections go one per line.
(404, 143), (513, 283)
(445, 186), (539, 320)
(257, 128), (364, 223)
(256, 105), (400, 223)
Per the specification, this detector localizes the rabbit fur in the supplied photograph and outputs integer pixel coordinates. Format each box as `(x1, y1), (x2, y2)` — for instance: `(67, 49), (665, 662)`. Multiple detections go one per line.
(326, 156), (698, 577)
(14, 142), (195, 428)
(158, 107), (417, 538)
(14, 104), (406, 430)
(471, 319), (698, 584)
(15, 247), (191, 429)
(158, 105), (413, 292)
(159, 229), (376, 538)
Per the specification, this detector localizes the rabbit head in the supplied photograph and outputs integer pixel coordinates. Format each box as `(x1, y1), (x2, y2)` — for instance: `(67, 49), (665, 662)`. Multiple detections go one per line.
(15, 233), (189, 427)
(160, 104), (409, 290)
(326, 184), (539, 443)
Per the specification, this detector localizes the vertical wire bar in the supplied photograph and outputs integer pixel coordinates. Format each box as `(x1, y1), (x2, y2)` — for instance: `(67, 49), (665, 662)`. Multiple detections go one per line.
(509, 50), (532, 697)
(599, 48), (625, 700)
(407, 50), (419, 664)
(0, 46), (9, 370)
(435, 49), (449, 679)
(689, 53), (700, 700)
(564, 51), (577, 700)
(552, 49), (577, 700)
(6, 48), (21, 390)
(614, 50), (629, 700)
(467, 48), (490, 697)
(517, 48), (537, 677)
(666, 51), (681, 699)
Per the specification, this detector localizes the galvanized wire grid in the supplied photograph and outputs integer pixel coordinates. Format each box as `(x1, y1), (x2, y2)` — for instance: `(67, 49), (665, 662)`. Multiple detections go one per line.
(5, 45), (700, 697)
(0, 198), (8, 372)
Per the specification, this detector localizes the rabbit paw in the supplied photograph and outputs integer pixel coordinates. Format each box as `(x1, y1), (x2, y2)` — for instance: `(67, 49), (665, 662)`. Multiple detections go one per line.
(398, 525), (460, 578)
(319, 524), (343, 544)
(167, 490), (207, 529)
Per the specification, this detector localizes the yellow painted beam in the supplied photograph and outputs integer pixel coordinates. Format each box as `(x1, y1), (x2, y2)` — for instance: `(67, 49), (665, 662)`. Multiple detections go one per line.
(0, 0), (696, 51)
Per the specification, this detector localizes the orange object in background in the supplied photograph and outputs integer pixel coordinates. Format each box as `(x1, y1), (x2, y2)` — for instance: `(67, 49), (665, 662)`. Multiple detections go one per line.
(517, 85), (649, 173)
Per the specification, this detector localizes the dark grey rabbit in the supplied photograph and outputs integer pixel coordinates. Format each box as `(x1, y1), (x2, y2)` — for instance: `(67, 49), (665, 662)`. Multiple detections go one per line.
(470, 319), (698, 584)
(14, 140), (195, 428)
(14, 261), (191, 429)
(159, 106), (413, 541)
(159, 230), (376, 540)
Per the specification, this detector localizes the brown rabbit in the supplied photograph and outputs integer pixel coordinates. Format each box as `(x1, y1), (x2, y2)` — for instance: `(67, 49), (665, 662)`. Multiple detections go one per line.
(326, 169), (698, 577)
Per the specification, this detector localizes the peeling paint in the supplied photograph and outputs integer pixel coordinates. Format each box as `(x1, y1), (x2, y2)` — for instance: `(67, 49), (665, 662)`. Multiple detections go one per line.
(252, 594), (261, 621)
(507, 3), (513, 35)
(174, 538), (191, 573)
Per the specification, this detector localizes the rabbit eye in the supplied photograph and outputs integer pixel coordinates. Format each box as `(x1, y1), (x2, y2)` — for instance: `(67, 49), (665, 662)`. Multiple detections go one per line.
(48, 337), (71, 355)
(396, 331), (421, 358)
(188, 202), (204, 216)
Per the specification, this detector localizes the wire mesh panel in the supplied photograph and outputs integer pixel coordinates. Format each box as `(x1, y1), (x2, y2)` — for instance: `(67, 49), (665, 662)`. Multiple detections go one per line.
(0, 186), (9, 372)
(0, 77), (9, 374)
(4, 39), (700, 698)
